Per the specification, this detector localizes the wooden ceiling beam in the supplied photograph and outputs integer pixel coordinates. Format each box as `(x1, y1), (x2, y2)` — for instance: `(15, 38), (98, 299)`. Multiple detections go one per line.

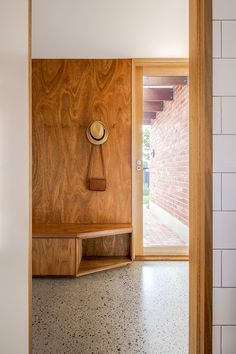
(144, 87), (173, 101)
(144, 101), (164, 112)
(144, 112), (156, 120)
(143, 76), (188, 86)
(143, 117), (152, 125)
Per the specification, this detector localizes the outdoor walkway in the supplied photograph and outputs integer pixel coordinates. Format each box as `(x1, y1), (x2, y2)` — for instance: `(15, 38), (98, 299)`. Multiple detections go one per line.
(143, 207), (186, 247)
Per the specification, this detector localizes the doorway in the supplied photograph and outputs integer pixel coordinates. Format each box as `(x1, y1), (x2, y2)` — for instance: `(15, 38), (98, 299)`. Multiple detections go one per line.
(133, 60), (189, 257)
(29, 0), (213, 352)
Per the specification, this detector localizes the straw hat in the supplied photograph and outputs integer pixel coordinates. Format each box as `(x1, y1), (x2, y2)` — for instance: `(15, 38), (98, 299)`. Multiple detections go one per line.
(86, 121), (108, 145)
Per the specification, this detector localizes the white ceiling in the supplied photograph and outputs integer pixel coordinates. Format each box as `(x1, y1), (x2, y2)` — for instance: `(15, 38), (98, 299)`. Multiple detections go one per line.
(32, 0), (188, 59)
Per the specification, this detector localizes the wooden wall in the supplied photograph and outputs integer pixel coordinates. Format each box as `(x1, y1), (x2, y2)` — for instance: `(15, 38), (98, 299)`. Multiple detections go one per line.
(32, 59), (132, 224)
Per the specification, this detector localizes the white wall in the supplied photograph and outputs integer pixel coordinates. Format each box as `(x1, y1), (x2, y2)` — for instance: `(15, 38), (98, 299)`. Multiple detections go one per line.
(4, 0), (236, 352)
(32, 0), (236, 352)
(213, 1), (236, 353)
(32, 0), (188, 58)
(0, 1), (29, 353)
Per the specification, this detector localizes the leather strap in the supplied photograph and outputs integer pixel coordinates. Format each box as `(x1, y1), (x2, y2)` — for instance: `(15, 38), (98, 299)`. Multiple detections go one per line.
(87, 145), (106, 179)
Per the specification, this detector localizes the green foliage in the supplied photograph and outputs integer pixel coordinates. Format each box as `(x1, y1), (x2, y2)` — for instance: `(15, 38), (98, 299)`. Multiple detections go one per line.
(143, 195), (149, 207)
(143, 127), (151, 163)
(143, 183), (149, 196)
(143, 127), (150, 208)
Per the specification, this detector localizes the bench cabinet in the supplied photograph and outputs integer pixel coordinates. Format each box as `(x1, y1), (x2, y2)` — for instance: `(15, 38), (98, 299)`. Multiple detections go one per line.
(32, 224), (133, 276)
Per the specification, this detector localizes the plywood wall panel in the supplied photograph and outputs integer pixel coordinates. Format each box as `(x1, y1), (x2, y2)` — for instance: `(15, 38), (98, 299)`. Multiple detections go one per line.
(32, 59), (132, 224)
(32, 238), (76, 276)
(82, 234), (130, 257)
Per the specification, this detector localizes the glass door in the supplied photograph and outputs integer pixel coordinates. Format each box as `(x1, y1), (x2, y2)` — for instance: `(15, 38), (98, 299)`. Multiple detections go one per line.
(142, 75), (189, 256)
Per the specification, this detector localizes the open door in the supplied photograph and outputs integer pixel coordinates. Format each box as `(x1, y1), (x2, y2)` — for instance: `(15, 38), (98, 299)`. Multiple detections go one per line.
(133, 60), (189, 257)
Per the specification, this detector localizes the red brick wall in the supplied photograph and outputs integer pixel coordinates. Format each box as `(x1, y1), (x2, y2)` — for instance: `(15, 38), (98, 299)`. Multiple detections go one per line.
(149, 85), (189, 226)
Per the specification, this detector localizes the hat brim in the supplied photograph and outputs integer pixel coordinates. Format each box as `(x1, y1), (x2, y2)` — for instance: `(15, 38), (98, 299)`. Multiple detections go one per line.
(86, 121), (108, 145)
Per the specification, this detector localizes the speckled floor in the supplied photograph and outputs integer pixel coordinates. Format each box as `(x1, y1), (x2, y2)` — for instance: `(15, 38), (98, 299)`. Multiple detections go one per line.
(33, 262), (188, 354)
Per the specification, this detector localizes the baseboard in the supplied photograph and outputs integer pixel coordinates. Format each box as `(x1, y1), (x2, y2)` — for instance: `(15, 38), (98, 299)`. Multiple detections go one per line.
(135, 255), (189, 261)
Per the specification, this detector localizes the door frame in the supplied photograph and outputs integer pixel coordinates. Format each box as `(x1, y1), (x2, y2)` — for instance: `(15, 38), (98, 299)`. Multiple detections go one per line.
(132, 59), (189, 257)
(29, 0), (212, 352)
(132, 1), (212, 353)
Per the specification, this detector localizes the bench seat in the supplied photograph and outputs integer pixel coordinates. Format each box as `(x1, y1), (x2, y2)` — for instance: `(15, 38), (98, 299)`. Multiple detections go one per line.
(33, 223), (133, 239)
(32, 223), (133, 277)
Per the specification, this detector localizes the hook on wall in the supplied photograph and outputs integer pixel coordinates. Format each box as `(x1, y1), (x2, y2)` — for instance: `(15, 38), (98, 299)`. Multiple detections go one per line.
(86, 121), (109, 145)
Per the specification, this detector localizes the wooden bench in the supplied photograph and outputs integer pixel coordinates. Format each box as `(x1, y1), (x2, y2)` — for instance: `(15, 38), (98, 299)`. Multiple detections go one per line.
(32, 224), (133, 277)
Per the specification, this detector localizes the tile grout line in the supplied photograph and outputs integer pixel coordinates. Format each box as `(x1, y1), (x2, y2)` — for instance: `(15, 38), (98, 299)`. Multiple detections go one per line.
(213, 19), (236, 21)
(214, 19), (236, 21)
(213, 134), (236, 136)
(213, 285), (236, 288)
(221, 173), (223, 211)
(214, 57), (236, 59)
(214, 95), (236, 98)
(220, 96), (223, 134)
(221, 325), (223, 354)
(214, 325), (236, 327)
(218, 209), (236, 212)
(221, 21), (223, 58)
(214, 248), (236, 251)
(213, 172), (236, 174)
(221, 250), (223, 288)
(214, 324), (236, 328)
(213, 286), (236, 289)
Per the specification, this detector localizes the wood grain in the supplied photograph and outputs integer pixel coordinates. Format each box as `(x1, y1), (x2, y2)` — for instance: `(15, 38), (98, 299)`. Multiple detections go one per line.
(132, 65), (144, 256)
(77, 257), (132, 277)
(76, 238), (83, 272)
(28, 0), (32, 352)
(189, 0), (212, 353)
(32, 238), (76, 276)
(82, 234), (130, 257)
(32, 223), (132, 238)
(32, 59), (132, 224)
(133, 59), (189, 76)
(32, 224), (133, 276)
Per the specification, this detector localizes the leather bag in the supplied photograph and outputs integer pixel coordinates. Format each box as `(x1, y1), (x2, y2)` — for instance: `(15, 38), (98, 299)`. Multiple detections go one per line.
(87, 145), (106, 191)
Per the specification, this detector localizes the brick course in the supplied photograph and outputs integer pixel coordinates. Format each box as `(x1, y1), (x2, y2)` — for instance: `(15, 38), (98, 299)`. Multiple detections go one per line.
(149, 85), (189, 226)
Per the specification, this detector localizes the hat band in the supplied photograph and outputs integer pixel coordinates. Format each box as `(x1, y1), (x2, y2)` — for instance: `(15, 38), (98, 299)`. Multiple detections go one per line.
(90, 131), (105, 141)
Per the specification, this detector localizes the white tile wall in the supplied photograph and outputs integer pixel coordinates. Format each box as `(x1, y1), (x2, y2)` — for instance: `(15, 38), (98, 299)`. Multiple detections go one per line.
(213, 326), (221, 354)
(213, 250), (222, 287)
(222, 97), (236, 134)
(222, 21), (236, 58)
(222, 250), (236, 287)
(213, 135), (236, 172)
(213, 212), (236, 249)
(213, 173), (222, 210)
(213, 0), (236, 20)
(222, 326), (236, 354)
(213, 21), (222, 58)
(213, 59), (236, 96)
(222, 21), (236, 57)
(213, 97), (222, 134)
(213, 2), (236, 349)
(222, 174), (236, 210)
(213, 288), (236, 325)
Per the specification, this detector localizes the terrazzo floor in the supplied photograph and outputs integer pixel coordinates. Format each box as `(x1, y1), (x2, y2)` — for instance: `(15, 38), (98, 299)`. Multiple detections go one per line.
(33, 262), (189, 354)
